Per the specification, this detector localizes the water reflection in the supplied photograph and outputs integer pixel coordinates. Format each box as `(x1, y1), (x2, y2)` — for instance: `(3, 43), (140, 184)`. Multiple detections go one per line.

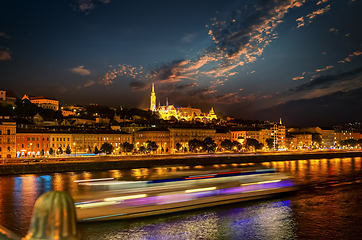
(79, 200), (296, 240)
(0, 156), (362, 238)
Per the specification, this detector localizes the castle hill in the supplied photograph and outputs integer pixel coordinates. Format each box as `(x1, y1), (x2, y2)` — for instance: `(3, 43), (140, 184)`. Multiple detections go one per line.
(0, 83), (361, 174)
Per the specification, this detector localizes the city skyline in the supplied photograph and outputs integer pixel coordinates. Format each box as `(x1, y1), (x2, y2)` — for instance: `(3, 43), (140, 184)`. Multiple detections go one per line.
(1, 0), (361, 126)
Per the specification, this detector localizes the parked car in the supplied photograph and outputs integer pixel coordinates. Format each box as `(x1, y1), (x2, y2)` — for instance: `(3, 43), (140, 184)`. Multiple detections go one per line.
(32, 159), (40, 162)
(58, 158), (65, 161)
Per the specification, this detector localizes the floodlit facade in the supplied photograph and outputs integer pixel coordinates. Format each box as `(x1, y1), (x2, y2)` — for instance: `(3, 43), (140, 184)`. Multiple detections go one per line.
(0, 117), (16, 158)
(169, 128), (216, 153)
(16, 129), (51, 157)
(22, 95), (59, 111)
(0, 89), (17, 107)
(49, 129), (131, 154)
(150, 83), (217, 122)
(134, 128), (170, 153)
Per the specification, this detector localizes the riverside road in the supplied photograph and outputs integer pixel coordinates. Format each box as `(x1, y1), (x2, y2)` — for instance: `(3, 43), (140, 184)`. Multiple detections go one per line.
(1, 155), (362, 239)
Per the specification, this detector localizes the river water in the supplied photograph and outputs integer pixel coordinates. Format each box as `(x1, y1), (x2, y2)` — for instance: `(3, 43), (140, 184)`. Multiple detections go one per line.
(1, 157), (362, 239)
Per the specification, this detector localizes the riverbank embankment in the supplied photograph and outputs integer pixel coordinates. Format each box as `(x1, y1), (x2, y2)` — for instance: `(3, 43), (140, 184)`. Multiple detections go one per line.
(1, 151), (361, 175)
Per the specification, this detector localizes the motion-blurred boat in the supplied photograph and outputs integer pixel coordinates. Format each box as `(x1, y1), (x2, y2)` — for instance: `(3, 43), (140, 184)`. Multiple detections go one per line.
(74, 168), (296, 222)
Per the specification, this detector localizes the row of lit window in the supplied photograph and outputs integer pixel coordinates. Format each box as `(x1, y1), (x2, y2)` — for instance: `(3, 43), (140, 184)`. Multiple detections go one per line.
(0, 147), (11, 151)
(17, 137), (49, 141)
(17, 143), (49, 149)
(0, 129), (12, 135)
(0, 138), (12, 144)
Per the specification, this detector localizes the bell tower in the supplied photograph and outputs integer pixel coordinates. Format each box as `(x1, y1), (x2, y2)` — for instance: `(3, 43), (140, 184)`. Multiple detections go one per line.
(150, 83), (156, 111)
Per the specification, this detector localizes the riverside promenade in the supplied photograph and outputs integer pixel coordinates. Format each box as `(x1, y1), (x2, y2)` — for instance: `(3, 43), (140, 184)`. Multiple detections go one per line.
(0, 150), (361, 175)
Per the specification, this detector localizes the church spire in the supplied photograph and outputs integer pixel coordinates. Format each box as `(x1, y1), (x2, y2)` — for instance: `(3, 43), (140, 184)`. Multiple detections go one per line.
(150, 83), (156, 111)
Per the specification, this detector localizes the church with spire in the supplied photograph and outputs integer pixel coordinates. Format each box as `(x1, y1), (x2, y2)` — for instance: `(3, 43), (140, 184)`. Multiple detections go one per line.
(149, 83), (217, 122)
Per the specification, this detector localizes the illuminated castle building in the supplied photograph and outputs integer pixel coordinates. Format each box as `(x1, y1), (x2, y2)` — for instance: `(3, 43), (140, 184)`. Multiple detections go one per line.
(150, 83), (217, 122)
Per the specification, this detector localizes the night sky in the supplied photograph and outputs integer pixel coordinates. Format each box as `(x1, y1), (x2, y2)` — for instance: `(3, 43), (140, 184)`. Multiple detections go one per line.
(1, 0), (361, 126)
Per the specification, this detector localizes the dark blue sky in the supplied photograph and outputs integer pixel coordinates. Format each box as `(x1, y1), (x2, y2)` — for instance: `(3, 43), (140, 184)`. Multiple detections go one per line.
(1, 0), (361, 126)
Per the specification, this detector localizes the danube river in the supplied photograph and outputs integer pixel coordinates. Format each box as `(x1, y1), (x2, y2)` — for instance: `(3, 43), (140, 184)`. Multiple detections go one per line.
(1, 157), (362, 239)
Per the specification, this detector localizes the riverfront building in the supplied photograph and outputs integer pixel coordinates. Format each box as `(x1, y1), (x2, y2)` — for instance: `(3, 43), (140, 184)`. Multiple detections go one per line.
(0, 117), (16, 158)
(16, 128), (50, 157)
(22, 95), (59, 111)
(0, 88), (17, 107)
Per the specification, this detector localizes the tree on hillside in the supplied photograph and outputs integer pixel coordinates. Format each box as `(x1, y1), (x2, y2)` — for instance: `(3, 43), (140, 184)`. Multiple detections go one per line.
(312, 133), (322, 148)
(121, 142), (134, 153)
(94, 146), (100, 154)
(232, 141), (242, 151)
(65, 145), (72, 155)
(221, 139), (233, 151)
(139, 145), (146, 154)
(203, 137), (217, 153)
(57, 147), (63, 155)
(266, 138), (274, 150)
(245, 138), (263, 151)
(188, 138), (203, 152)
(100, 142), (114, 154)
(175, 142), (182, 152)
(146, 140), (158, 153)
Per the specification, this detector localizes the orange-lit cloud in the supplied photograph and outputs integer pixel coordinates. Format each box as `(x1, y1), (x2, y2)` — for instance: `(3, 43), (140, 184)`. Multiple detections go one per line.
(316, 0), (328, 5)
(338, 51), (362, 63)
(292, 76), (304, 80)
(0, 32), (10, 38)
(73, 0), (111, 12)
(70, 66), (91, 75)
(89, 0), (310, 100)
(296, 5), (330, 28)
(0, 50), (11, 60)
(84, 80), (95, 87)
(316, 65), (333, 72)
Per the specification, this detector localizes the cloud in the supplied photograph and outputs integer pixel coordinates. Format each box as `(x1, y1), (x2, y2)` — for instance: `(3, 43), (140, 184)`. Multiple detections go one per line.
(316, 65), (333, 72)
(182, 33), (197, 43)
(84, 80), (95, 87)
(338, 51), (362, 63)
(175, 83), (198, 90)
(290, 67), (362, 94)
(148, 60), (195, 83)
(255, 87), (362, 126)
(0, 32), (10, 38)
(316, 0), (328, 5)
(94, 0), (309, 97)
(70, 66), (91, 75)
(129, 80), (146, 90)
(0, 50), (11, 60)
(296, 5), (330, 28)
(73, 0), (111, 12)
(292, 76), (304, 80)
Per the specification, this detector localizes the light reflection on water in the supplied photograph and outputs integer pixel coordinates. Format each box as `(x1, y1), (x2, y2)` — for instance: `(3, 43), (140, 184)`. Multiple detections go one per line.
(79, 200), (296, 240)
(0, 157), (362, 238)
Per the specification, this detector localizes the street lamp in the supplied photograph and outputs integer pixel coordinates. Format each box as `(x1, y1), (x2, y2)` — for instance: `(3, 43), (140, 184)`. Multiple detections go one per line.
(73, 143), (76, 157)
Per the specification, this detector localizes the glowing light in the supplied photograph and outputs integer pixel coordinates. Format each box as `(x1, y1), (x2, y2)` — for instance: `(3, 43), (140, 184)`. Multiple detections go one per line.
(77, 201), (117, 209)
(104, 194), (147, 202)
(240, 180), (281, 186)
(74, 177), (114, 183)
(185, 187), (217, 193)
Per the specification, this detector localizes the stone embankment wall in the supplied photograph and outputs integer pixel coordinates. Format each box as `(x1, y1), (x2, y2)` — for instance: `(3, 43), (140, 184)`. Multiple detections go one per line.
(0, 151), (361, 175)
